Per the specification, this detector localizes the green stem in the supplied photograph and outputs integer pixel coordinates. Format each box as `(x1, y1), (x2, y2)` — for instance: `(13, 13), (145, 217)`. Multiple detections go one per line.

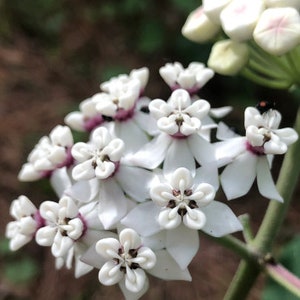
(253, 107), (300, 252)
(224, 106), (300, 299)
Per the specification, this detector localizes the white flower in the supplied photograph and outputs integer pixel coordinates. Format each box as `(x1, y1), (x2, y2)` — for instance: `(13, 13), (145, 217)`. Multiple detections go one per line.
(6, 195), (42, 251)
(71, 127), (124, 180)
(96, 228), (156, 295)
(35, 196), (86, 257)
(215, 106), (298, 201)
(202, 0), (232, 24)
(125, 89), (216, 174)
(208, 39), (249, 75)
(18, 125), (74, 181)
(65, 96), (104, 132)
(122, 166), (242, 270)
(220, 0), (265, 41)
(100, 67), (149, 94)
(159, 62), (214, 93)
(253, 7), (300, 55)
(181, 6), (220, 43)
(150, 168), (216, 230)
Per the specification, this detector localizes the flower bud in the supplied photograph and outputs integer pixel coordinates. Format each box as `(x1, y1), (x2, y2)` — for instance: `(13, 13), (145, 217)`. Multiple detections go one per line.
(208, 40), (249, 75)
(182, 6), (220, 43)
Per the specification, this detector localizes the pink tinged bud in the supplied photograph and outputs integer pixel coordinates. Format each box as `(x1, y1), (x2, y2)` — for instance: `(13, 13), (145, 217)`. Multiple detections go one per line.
(182, 6), (220, 43)
(253, 7), (300, 55)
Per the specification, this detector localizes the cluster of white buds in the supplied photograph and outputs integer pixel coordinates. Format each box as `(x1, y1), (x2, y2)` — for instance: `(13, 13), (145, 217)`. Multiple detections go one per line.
(182, 1), (300, 84)
(6, 63), (298, 299)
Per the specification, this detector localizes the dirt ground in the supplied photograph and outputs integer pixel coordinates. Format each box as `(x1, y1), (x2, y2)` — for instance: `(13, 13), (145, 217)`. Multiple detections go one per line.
(0, 8), (299, 300)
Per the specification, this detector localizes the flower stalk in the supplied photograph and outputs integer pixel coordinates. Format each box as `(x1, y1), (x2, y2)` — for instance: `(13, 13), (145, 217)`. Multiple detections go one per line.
(223, 106), (300, 300)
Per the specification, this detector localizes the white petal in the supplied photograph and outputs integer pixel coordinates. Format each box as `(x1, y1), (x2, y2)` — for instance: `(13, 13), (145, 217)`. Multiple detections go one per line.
(115, 165), (154, 202)
(66, 178), (99, 203)
(124, 134), (171, 169)
(210, 106), (233, 118)
(188, 134), (216, 165)
(166, 224), (199, 270)
(121, 202), (161, 237)
(147, 249), (192, 281)
(50, 167), (72, 198)
(256, 156), (283, 202)
(194, 162), (219, 190)
(163, 139), (195, 175)
(221, 152), (257, 200)
(141, 231), (166, 251)
(114, 120), (149, 154)
(201, 201), (243, 237)
(98, 179), (128, 229)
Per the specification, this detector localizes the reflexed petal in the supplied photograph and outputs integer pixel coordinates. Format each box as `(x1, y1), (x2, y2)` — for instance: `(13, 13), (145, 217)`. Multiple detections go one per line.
(201, 201), (243, 237)
(221, 152), (257, 199)
(98, 179), (128, 229)
(113, 120), (149, 154)
(116, 165), (154, 202)
(256, 156), (283, 202)
(194, 162), (219, 190)
(188, 134), (216, 164)
(50, 167), (72, 198)
(99, 261), (123, 286)
(163, 139), (195, 175)
(210, 106), (233, 119)
(141, 231), (166, 251)
(124, 134), (171, 169)
(166, 224), (199, 270)
(147, 249), (192, 281)
(121, 202), (161, 237)
(66, 178), (99, 203)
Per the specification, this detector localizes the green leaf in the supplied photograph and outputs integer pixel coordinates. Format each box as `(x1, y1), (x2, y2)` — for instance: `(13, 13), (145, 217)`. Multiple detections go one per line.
(262, 236), (300, 300)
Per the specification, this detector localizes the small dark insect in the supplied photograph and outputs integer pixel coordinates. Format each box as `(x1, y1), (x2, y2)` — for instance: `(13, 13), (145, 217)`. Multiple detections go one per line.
(255, 100), (275, 114)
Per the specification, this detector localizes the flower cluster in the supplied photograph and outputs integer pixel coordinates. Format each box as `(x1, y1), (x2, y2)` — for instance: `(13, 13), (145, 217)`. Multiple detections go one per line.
(182, 1), (300, 88)
(6, 63), (298, 299)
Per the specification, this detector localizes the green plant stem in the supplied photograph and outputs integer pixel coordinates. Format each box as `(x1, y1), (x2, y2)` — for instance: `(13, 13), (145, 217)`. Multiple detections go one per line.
(224, 106), (300, 300)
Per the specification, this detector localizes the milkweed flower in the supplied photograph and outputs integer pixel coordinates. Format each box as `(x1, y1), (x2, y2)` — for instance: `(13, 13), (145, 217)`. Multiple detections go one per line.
(6, 195), (44, 251)
(122, 167), (242, 270)
(159, 62), (214, 94)
(18, 125), (74, 181)
(125, 89), (216, 174)
(215, 105), (298, 201)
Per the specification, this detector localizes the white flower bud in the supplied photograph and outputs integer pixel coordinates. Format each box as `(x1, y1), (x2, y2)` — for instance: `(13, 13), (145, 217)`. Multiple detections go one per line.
(220, 0), (265, 41)
(203, 0), (233, 24)
(208, 40), (249, 75)
(253, 7), (300, 55)
(266, 0), (300, 10)
(182, 6), (220, 43)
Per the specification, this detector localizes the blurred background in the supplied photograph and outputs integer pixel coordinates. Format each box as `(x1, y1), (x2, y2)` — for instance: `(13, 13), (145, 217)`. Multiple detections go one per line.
(0, 0), (299, 299)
